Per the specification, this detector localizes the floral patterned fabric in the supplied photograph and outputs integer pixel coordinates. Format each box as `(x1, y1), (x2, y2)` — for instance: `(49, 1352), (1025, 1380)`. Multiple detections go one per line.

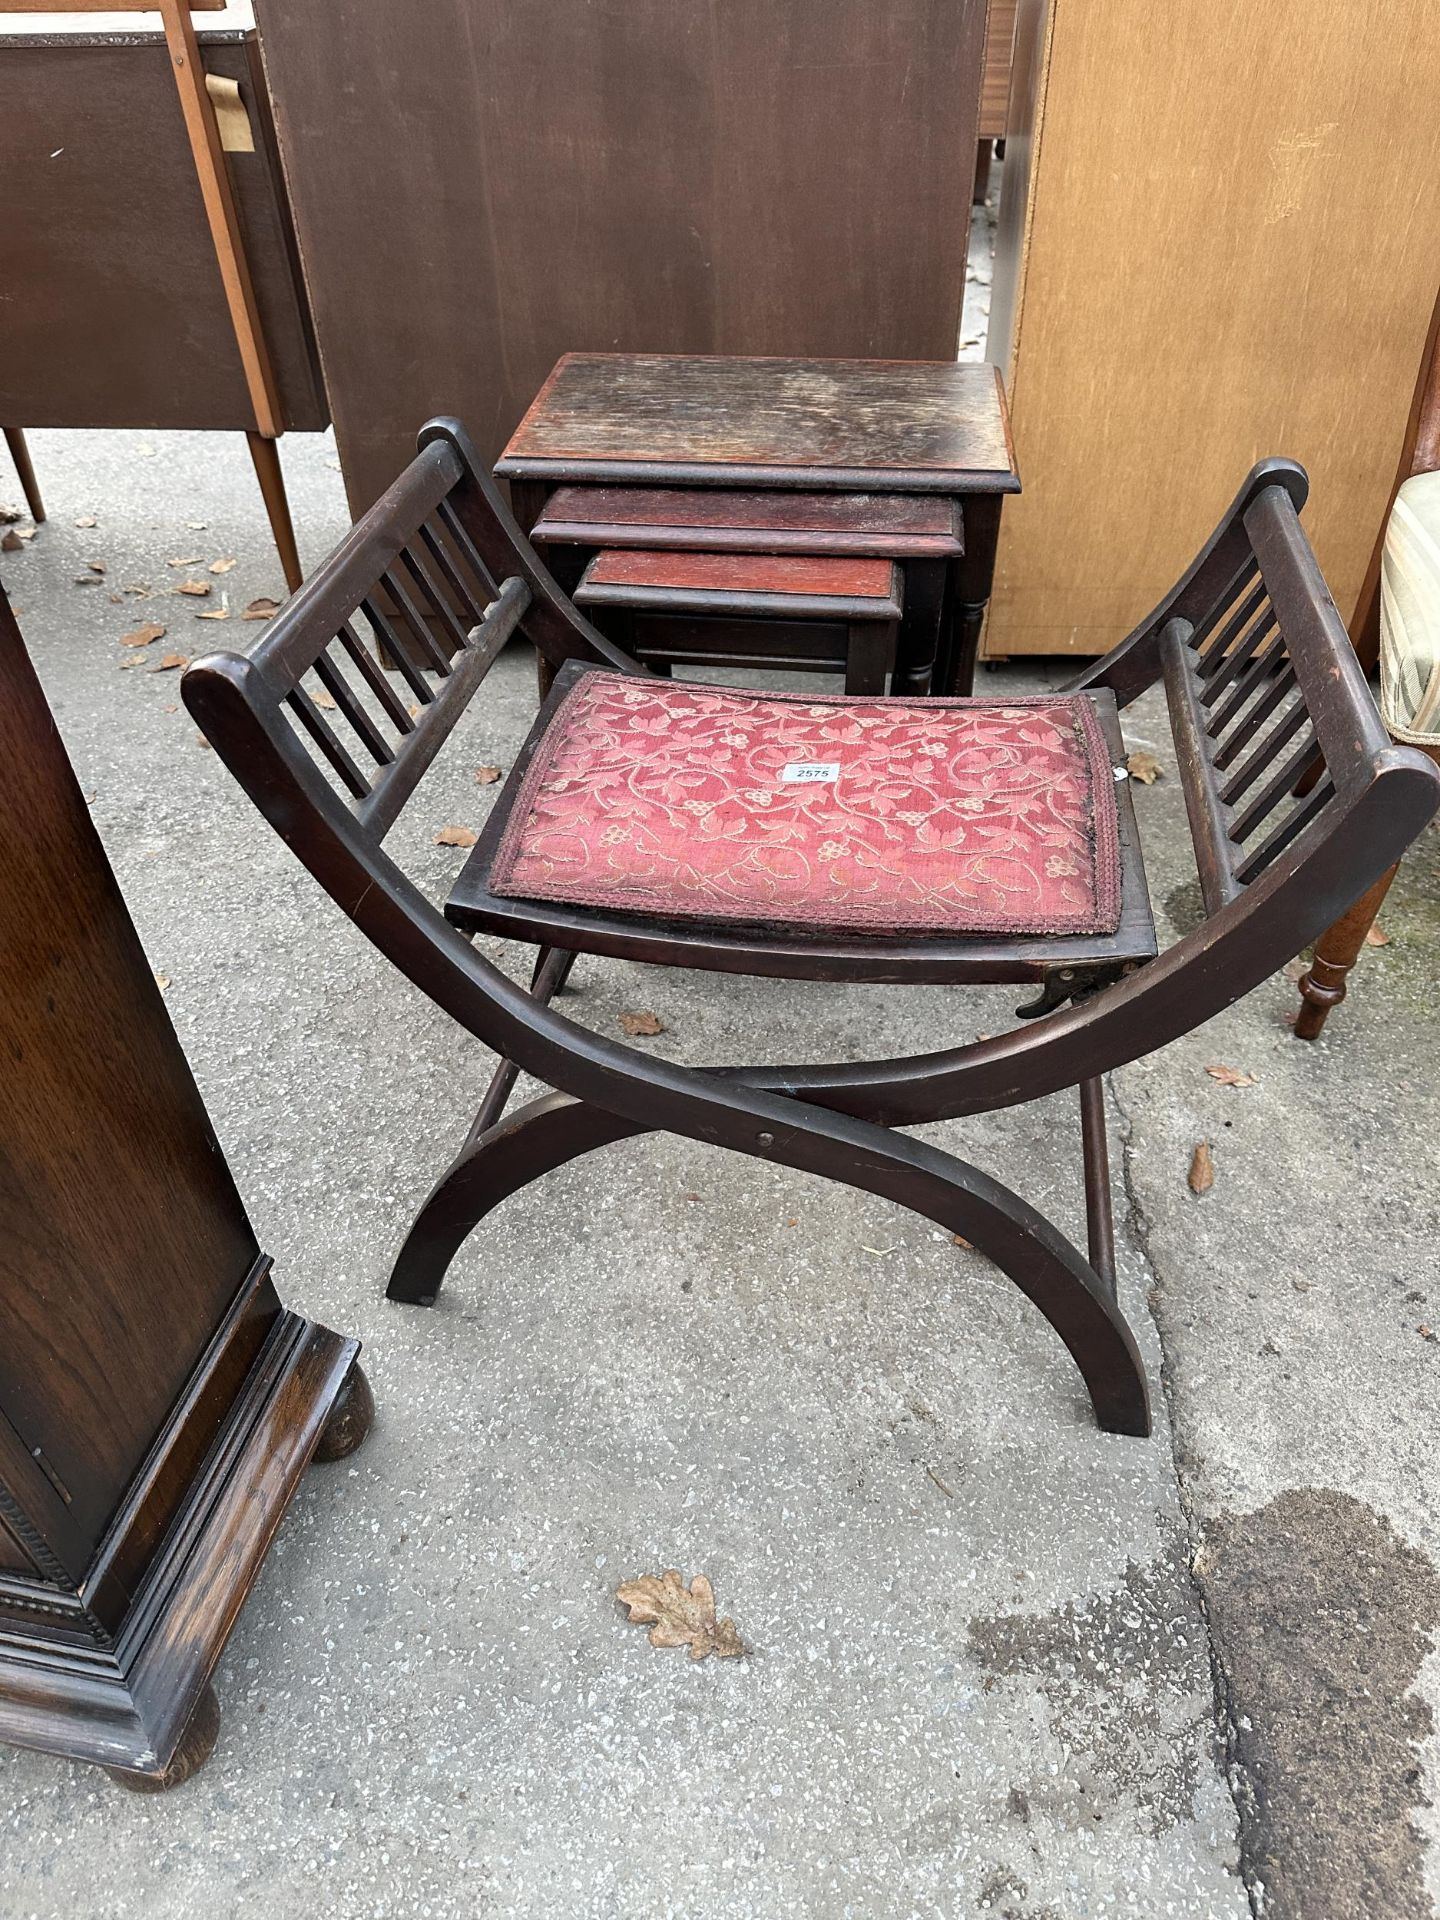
(490, 673), (1122, 937)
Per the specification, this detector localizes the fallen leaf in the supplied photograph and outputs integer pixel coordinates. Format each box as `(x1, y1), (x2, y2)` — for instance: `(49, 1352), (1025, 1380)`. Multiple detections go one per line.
(194, 607), (230, 621)
(73, 574), (103, 586)
(120, 622), (167, 648)
(434, 825), (478, 848)
(0, 530), (22, 553)
(14, 527), (36, 542)
(1205, 1064), (1259, 1088)
(149, 652), (190, 672)
(195, 732), (211, 749)
(175, 579), (211, 598)
(187, 521), (207, 531)
(242, 597), (280, 621)
(474, 764), (503, 785)
(167, 555), (202, 568)
(1126, 750), (1164, 784)
(1365, 924), (1391, 948)
(108, 593), (123, 604)
(74, 515), (97, 528)
(619, 1010), (665, 1037)
(86, 560), (105, 574)
(313, 689), (338, 710)
(1419, 1325), (1437, 1344)
(0, 505), (20, 524)
(1188, 1141), (1215, 1195)
(951, 1232), (973, 1249)
(615, 1569), (745, 1661)
(162, 704), (177, 713)
(926, 1465), (956, 1500)
(208, 557), (237, 574)
(153, 971), (171, 992)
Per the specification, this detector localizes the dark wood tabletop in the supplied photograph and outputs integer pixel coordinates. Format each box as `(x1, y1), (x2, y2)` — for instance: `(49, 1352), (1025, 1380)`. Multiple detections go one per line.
(496, 354), (1019, 495)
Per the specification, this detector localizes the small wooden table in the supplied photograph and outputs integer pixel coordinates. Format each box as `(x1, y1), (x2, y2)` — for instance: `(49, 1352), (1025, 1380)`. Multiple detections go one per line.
(496, 353), (1019, 694)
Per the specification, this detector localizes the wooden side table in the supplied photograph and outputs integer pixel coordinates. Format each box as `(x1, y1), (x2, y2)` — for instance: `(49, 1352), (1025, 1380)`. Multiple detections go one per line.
(0, 593), (369, 1789)
(496, 354), (1019, 695)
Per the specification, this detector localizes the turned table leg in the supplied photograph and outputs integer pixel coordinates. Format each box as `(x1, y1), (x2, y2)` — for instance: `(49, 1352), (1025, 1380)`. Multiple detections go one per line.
(1294, 865), (1399, 1040)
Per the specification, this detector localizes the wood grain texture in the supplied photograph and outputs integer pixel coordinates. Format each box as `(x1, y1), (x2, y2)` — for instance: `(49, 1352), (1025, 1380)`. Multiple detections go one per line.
(986, 0), (1440, 655)
(252, 0), (987, 508)
(582, 548), (899, 600)
(0, 30), (325, 431)
(0, 600), (259, 1570)
(979, 0), (1018, 137)
(534, 486), (964, 557)
(500, 355), (1017, 492)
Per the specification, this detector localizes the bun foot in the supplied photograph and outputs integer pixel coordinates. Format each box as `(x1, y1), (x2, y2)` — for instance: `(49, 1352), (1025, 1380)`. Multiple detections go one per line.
(105, 1684), (220, 1793)
(313, 1360), (374, 1463)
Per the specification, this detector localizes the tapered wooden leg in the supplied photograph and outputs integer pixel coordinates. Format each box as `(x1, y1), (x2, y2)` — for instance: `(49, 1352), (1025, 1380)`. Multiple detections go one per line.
(312, 1360), (375, 1462)
(1294, 866), (1400, 1039)
(1079, 1077), (1116, 1294)
(843, 620), (894, 694)
(4, 428), (45, 524)
(104, 1685), (220, 1794)
(245, 431), (302, 593)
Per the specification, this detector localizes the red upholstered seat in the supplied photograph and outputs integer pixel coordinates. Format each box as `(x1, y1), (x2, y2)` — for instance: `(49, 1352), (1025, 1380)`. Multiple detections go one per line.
(489, 672), (1122, 937)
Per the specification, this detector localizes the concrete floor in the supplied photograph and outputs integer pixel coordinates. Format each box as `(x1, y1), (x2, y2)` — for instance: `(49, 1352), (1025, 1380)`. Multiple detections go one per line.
(0, 405), (1437, 1920)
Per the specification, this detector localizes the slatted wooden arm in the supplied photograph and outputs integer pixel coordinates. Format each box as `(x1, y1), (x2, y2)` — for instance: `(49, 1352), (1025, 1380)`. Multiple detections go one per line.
(182, 421), (1440, 1441)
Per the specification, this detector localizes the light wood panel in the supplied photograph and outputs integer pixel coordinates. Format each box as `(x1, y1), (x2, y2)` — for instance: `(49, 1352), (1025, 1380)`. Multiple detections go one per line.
(985, 0), (1440, 655)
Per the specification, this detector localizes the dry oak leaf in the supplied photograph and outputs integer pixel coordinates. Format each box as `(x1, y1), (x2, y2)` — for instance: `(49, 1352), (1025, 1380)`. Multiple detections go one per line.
(242, 597), (280, 621)
(208, 557), (237, 574)
(167, 555), (202, 568)
(194, 607), (230, 621)
(1188, 1141), (1215, 1195)
(474, 764), (503, 785)
(121, 622), (167, 648)
(153, 971), (171, 992)
(1126, 750), (1164, 784)
(1365, 924), (1391, 948)
(615, 1569), (745, 1661)
(313, 689), (338, 710)
(149, 653), (190, 673)
(0, 530), (23, 553)
(1205, 1063), (1259, 1088)
(74, 515), (97, 528)
(175, 578), (211, 598)
(434, 825), (478, 848)
(619, 1009), (665, 1037)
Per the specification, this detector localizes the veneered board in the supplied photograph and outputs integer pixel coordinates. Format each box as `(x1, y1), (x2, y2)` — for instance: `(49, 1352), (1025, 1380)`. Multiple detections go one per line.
(0, 28), (326, 430)
(985, 0), (1440, 654)
(252, 0), (987, 512)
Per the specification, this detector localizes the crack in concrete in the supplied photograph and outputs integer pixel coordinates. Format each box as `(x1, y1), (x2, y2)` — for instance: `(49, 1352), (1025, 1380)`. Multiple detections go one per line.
(1104, 1066), (1265, 1920)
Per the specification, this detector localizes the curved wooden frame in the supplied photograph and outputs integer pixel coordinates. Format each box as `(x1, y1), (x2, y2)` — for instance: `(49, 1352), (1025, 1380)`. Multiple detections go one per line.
(182, 420), (1440, 1441)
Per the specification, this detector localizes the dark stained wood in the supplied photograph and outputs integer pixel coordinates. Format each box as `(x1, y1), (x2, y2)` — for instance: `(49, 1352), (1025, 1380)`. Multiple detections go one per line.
(499, 355), (1018, 494)
(0, 594), (365, 1786)
(582, 549), (900, 602)
(0, 28), (325, 432)
(1293, 864), (1402, 1040)
(533, 485), (964, 557)
(177, 419), (1440, 1443)
(252, 0), (987, 507)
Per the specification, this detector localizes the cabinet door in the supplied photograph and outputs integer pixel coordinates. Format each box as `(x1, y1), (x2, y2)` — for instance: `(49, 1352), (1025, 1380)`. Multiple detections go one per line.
(0, 602), (260, 1573)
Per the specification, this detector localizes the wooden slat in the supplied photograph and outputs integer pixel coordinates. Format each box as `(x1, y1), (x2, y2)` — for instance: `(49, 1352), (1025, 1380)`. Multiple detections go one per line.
(1158, 620), (1240, 913)
(398, 541), (474, 655)
(285, 688), (370, 799)
(334, 621), (416, 735)
(358, 581), (528, 841)
(1200, 606), (1276, 705)
(1228, 732), (1325, 845)
(380, 564), (452, 673)
(1197, 578), (1267, 672)
(1212, 660), (1299, 770)
(310, 650), (395, 767)
(533, 485), (964, 557)
(1206, 634), (1286, 736)
(1234, 772), (1336, 883)
(358, 596), (436, 705)
(1220, 698), (1311, 805)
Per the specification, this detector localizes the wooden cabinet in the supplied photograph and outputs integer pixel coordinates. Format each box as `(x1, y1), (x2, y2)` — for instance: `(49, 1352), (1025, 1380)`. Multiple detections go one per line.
(0, 595), (368, 1789)
(984, 0), (1440, 657)
(252, 0), (988, 512)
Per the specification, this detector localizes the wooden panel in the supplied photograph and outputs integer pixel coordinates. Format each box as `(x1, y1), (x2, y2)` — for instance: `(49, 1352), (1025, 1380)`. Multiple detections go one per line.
(252, 0), (988, 510)
(501, 355), (1017, 491)
(985, 0), (1440, 656)
(0, 31), (327, 431)
(979, 0), (1018, 138)
(583, 548), (898, 599)
(535, 485), (964, 558)
(0, 599), (259, 1564)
